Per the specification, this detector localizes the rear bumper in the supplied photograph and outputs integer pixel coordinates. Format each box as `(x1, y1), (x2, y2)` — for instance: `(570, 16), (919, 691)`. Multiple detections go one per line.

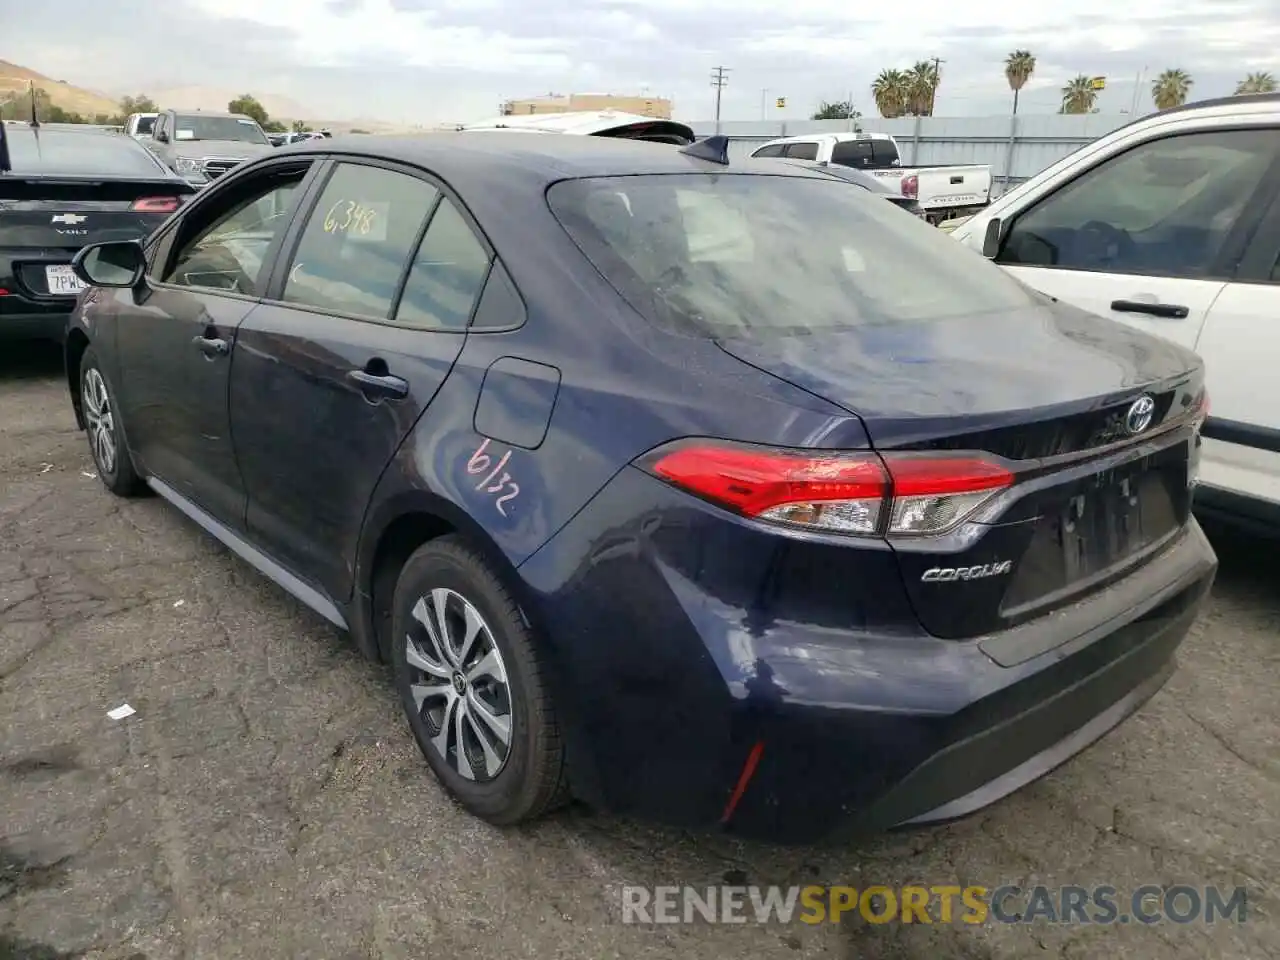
(0, 308), (70, 342)
(518, 466), (1218, 844)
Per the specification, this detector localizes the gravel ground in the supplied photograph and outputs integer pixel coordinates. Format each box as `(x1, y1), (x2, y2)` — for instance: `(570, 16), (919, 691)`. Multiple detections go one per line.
(1, 341), (1277, 960)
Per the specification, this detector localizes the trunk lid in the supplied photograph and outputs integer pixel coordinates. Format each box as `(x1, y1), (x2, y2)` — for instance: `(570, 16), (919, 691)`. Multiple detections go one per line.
(718, 301), (1205, 639)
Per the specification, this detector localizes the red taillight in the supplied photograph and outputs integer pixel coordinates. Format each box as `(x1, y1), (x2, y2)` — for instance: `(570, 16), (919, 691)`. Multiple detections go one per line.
(0, 288), (9, 296)
(900, 174), (919, 200)
(642, 441), (1013, 537)
(131, 196), (180, 213)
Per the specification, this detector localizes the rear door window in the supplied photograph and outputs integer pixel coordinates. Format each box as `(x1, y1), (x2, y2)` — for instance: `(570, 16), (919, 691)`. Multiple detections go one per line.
(280, 162), (440, 320)
(783, 142), (819, 160)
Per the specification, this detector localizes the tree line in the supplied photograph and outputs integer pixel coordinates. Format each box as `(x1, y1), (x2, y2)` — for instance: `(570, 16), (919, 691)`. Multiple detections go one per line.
(808, 55), (1279, 119)
(0, 88), (316, 133)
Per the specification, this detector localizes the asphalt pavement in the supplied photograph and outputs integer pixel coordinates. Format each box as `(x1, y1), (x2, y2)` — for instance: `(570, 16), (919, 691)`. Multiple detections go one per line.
(1, 341), (1276, 960)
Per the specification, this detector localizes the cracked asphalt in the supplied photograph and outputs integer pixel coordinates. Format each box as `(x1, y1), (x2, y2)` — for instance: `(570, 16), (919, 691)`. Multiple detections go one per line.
(1, 341), (1277, 960)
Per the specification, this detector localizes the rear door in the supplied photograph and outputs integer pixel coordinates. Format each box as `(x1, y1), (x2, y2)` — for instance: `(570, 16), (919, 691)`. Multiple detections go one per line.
(115, 158), (317, 525)
(230, 158), (492, 600)
(992, 127), (1280, 352)
(1190, 190), (1280, 510)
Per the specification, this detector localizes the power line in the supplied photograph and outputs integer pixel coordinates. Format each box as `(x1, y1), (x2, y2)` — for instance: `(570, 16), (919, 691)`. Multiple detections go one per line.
(710, 65), (730, 132)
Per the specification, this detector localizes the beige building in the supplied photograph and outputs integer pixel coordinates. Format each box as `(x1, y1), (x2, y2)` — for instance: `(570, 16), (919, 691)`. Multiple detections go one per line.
(500, 93), (672, 119)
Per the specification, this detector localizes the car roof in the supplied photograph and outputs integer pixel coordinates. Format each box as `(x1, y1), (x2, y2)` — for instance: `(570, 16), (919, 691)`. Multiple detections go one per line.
(284, 131), (837, 187)
(0, 123), (176, 178)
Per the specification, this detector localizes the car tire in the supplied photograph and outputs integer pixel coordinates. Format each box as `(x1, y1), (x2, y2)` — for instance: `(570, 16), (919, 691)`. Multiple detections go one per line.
(392, 535), (569, 825)
(79, 347), (145, 497)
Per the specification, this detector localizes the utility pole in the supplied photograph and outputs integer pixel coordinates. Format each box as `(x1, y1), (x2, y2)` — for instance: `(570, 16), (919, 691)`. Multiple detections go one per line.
(929, 56), (945, 115)
(846, 89), (856, 131)
(711, 66), (730, 133)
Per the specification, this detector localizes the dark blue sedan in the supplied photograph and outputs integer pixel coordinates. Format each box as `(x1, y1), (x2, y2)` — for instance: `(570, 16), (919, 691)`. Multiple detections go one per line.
(64, 132), (1216, 843)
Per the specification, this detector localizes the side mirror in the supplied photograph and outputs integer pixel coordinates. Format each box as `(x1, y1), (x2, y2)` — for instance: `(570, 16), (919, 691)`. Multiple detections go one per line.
(981, 217), (1005, 259)
(73, 241), (146, 288)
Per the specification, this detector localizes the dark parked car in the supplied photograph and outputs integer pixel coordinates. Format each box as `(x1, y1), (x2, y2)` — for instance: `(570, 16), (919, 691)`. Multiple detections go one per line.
(0, 122), (195, 342)
(64, 133), (1216, 843)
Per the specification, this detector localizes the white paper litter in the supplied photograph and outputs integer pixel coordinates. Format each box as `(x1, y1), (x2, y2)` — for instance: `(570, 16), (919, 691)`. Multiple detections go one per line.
(39, 463), (53, 474)
(81, 471), (97, 479)
(107, 704), (136, 720)
(173, 599), (185, 608)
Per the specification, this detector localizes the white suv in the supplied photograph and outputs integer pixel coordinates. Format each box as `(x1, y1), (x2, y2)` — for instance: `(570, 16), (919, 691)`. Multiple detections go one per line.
(954, 94), (1280, 536)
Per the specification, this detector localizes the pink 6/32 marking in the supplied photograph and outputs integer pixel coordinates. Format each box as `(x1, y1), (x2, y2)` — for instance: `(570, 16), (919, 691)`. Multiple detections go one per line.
(467, 438), (521, 516)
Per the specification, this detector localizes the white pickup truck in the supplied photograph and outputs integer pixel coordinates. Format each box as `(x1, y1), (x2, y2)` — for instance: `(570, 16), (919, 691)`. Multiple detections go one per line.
(748, 132), (992, 224)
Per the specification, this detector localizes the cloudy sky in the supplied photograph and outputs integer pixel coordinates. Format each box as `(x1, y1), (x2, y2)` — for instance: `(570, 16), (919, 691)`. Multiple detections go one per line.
(3, 0), (1278, 124)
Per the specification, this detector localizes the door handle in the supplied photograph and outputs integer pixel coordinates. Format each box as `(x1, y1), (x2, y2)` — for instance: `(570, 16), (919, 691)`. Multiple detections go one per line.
(348, 369), (409, 400)
(192, 335), (229, 358)
(1110, 299), (1189, 320)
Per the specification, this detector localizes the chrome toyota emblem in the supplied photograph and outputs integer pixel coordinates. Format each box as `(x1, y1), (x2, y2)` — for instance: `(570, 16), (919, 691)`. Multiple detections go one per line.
(1124, 395), (1156, 435)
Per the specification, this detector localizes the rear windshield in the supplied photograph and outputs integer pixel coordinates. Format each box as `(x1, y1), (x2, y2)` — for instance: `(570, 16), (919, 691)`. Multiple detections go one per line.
(2, 128), (165, 177)
(547, 174), (1038, 337)
(831, 137), (899, 168)
(173, 115), (268, 144)
(134, 116), (156, 135)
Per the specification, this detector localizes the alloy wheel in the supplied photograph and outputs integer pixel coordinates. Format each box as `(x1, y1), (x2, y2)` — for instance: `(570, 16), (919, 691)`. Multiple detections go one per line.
(405, 588), (514, 781)
(82, 368), (117, 476)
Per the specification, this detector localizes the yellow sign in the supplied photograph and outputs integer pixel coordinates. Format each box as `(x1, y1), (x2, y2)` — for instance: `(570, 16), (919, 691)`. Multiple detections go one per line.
(1089, 77), (1106, 90)
(775, 97), (786, 109)
(322, 198), (378, 236)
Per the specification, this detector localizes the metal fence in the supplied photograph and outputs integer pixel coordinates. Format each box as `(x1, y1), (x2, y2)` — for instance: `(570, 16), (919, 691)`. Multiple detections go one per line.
(686, 113), (1152, 196)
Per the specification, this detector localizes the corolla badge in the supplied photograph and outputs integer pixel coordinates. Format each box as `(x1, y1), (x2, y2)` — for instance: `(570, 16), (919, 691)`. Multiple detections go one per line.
(921, 561), (1013, 583)
(1124, 394), (1156, 435)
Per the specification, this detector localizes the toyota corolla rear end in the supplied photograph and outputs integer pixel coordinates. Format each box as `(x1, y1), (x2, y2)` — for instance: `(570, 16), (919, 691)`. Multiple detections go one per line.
(0, 124), (192, 341)
(520, 167), (1217, 844)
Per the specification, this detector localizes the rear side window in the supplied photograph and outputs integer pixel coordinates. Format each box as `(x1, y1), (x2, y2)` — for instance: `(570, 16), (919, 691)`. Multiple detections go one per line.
(751, 144), (785, 158)
(783, 142), (818, 160)
(395, 198), (493, 330)
(282, 163), (440, 320)
(548, 174), (1038, 338)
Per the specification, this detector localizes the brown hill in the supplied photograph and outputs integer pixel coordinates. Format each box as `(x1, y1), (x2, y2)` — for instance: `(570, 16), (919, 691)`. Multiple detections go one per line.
(0, 59), (121, 118)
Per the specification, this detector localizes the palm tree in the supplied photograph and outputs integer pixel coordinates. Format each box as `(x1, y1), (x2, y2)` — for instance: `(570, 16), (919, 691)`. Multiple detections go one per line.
(1059, 75), (1098, 114)
(1005, 50), (1037, 115)
(907, 61), (941, 116)
(871, 69), (910, 117)
(1235, 71), (1278, 94)
(1151, 69), (1193, 110)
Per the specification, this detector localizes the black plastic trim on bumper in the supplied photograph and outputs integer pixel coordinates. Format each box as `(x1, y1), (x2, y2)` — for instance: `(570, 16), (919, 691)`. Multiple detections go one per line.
(856, 567), (1209, 833)
(978, 521), (1215, 668)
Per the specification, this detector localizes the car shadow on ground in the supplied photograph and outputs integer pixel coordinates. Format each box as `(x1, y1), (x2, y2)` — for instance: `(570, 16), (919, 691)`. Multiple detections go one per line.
(0, 341), (63, 381)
